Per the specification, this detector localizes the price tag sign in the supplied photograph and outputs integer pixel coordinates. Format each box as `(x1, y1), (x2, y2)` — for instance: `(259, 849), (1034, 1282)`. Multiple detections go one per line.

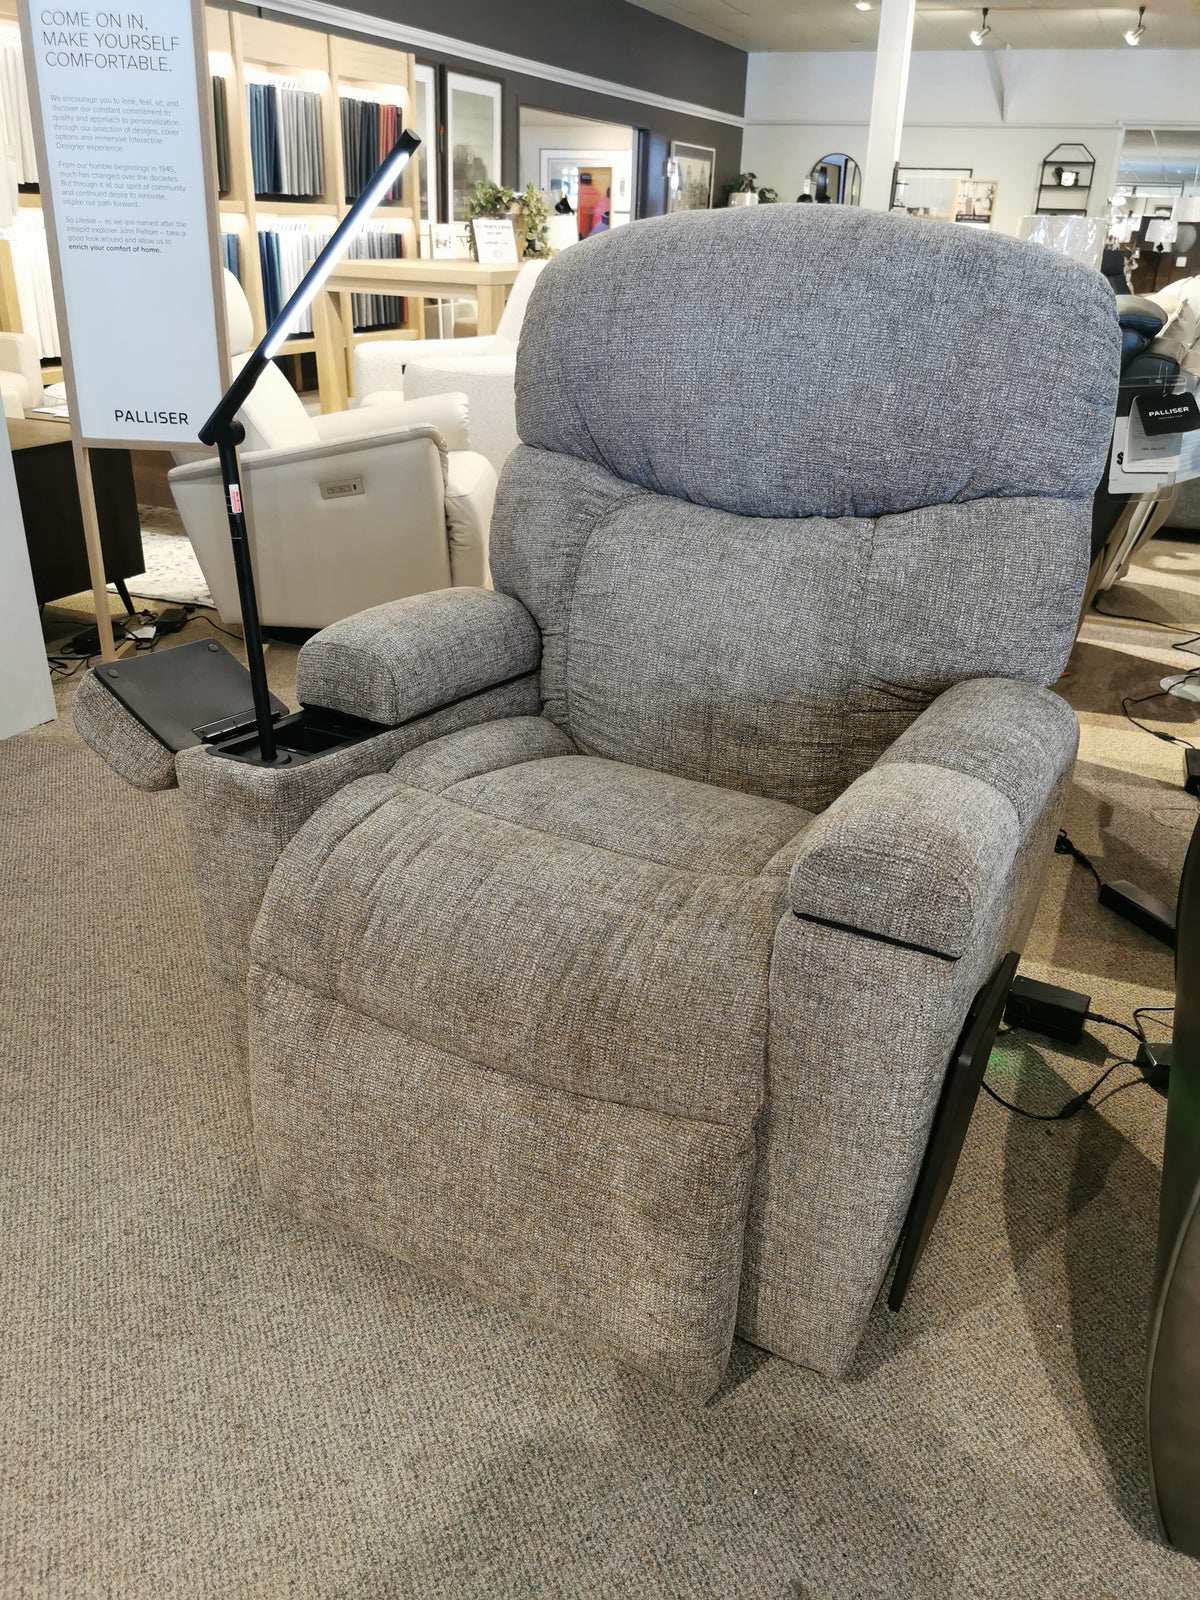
(471, 216), (518, 265)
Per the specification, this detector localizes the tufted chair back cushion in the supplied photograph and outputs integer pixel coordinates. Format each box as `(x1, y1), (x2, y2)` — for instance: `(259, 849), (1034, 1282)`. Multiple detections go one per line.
(490, 207), (1120, 810)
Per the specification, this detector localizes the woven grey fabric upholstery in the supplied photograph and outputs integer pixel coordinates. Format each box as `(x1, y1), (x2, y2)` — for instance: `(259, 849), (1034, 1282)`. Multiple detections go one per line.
(491, 449), (1090, 810)
(240, 206), (1118, 1395)
(177, 675), (540, 988)
(72, 670), (178, 792)
(250, 724), (813, 1396)
(788, 678), (1078, 958)
(295, 587), (540, 725)
(517, 207), (1119, 519)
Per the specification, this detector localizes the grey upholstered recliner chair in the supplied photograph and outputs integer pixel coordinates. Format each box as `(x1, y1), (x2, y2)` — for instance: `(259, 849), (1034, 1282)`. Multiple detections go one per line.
(83, 207), (1119, 1401)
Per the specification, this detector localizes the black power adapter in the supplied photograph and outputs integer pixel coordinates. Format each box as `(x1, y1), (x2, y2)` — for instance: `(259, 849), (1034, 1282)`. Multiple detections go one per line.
(1003, 975), (1090, 1044)
(1186, 748), (1200, 799)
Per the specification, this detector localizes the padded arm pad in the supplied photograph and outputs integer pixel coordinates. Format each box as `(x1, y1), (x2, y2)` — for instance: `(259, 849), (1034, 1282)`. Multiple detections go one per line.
(788, 677), (1078, 958)
(295, 587), (540, 725)
(324, 389), (472, 453)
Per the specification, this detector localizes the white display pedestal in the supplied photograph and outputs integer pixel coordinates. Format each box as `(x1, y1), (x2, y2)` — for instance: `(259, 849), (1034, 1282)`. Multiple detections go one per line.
(0, 410), (55, 739)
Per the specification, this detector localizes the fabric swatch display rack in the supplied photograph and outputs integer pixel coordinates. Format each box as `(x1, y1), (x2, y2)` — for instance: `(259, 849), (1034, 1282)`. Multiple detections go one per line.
(246, 76), (324, 200)
(206, 7), (420, 380)
(341, 91), (405, 204)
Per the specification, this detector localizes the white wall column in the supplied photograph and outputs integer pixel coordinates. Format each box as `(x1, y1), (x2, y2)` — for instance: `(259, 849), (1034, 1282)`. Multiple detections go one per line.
(861, 0), (916, 211)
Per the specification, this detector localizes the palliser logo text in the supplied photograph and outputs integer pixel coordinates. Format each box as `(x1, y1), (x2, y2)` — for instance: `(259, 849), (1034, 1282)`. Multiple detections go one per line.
(114, 409), (189, 424)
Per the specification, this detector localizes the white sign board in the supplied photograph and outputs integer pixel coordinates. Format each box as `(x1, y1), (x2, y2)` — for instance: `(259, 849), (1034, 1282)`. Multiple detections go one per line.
(20, 0), (222, 445)
(471, 217), (518, 265)
(0, 414), (56, 738)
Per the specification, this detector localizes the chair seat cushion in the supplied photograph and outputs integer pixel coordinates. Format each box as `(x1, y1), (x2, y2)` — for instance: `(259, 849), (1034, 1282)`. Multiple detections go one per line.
(248, 716), (813, 1396)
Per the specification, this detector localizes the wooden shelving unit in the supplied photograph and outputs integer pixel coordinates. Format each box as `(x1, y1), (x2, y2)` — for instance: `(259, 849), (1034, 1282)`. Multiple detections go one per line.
(206, 6), (421, 372)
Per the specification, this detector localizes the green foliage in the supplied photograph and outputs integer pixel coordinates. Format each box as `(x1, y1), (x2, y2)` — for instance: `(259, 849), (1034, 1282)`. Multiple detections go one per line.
(465, 180), (517, 220)
(757, 186), (780, 204)
(520, 182), (551, 258)
(723, 171), (758, 197)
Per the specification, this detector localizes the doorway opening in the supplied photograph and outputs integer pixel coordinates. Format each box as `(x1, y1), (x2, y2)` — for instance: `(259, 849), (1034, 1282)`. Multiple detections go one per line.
(518, 106), (637, 243)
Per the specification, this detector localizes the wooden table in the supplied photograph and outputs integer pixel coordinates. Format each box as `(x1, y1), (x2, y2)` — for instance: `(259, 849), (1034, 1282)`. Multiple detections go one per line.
(311, 259), (523, 413)
(9, 416), (143, 610)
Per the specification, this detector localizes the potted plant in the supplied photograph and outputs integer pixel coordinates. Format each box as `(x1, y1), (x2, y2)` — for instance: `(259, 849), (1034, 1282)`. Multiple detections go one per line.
(465, 180), (554, 259)
(724, 172), (760, 207)
(465, 179), (519, 256)
(519, 182), (551, 259)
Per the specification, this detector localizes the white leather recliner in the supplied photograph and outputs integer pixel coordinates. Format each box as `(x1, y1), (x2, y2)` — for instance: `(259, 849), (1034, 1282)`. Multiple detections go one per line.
(0, 331), (44, 419)
(353, 259), (550, 474)
(169, 271), (497, 630)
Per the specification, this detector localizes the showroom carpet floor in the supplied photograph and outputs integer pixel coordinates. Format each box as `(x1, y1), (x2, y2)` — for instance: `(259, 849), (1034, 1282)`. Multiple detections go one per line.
(3, 544), (1200, 1599)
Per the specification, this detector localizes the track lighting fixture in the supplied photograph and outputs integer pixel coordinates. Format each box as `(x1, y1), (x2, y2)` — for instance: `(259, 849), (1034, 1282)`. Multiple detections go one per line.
(969, 7), (991, 46)
(1125, 6), (1146, 44)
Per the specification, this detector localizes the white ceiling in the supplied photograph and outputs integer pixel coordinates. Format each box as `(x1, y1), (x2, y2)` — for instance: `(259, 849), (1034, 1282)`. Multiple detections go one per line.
(630, 0), (1200, 52)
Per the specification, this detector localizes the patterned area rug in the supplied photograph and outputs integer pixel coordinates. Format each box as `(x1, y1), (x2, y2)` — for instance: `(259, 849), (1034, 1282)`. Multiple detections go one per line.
(127, 524), (213, 609)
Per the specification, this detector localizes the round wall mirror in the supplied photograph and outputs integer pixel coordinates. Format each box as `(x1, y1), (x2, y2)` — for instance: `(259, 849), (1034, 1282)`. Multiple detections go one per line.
(809, 153), (861, 206)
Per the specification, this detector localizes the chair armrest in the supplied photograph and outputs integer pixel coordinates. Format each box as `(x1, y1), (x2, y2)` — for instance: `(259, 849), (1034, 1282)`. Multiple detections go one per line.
(788, 677), (1078, 958)
(443, 450), (496, 587)
(315, 391), (471, 452)
(295, 587), (540, 725)
(167, 423), (449, 484)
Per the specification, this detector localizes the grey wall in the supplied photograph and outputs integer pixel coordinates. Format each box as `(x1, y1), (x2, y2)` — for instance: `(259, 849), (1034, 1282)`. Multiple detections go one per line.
(266, 0), (746, 216)
(347, 0), (746, 118)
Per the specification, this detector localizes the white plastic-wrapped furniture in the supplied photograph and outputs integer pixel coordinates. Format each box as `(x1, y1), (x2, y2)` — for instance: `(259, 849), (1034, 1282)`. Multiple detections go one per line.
(0, 331), (43, 420)
(355, 260), (549, 473)
(168, 272), (496, 630)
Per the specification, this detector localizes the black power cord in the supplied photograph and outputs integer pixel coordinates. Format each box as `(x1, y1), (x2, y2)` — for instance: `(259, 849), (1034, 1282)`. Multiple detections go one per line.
(1090, 604), (1200, 747)
(985, 983), (1157, 1121)
(982, 1056), (1142, 1122)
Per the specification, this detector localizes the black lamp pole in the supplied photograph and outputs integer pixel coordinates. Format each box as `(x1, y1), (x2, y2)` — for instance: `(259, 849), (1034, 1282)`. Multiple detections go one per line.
(197, 129), (421, 765)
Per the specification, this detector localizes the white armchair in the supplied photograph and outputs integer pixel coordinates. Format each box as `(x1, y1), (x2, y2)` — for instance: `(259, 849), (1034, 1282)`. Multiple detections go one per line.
(168, 271), (496, 630)
(354, 259), (549, 473)
(0, 331), (44, 419)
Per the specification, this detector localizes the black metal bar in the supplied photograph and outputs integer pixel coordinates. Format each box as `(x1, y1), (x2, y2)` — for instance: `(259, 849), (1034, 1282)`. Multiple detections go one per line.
(215, 425), (279, 764)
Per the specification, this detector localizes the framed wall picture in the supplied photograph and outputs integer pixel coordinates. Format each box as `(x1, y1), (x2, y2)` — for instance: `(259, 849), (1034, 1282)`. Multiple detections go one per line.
(670, 142), (715, 211)
(446, 71), (502, 222)
(952, 179), (998, 229)
(894, 167), (972, 222)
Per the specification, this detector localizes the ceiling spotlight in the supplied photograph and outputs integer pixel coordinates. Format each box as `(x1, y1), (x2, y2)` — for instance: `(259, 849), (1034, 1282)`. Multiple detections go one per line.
(1125, 5), (1146, 43)
(969, 7), (991, 45)
(855, 2), (871, 10)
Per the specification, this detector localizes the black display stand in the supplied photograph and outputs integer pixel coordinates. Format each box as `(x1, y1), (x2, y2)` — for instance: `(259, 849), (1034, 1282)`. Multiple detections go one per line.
(93, 130), (420, 768)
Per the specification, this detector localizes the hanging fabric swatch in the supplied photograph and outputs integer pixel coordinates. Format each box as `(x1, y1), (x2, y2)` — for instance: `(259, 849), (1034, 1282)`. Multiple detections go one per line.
(221, 232), (240, 281)
(258, 227), (283, 325)
(257, 221), (333, 335)
(347, 225), (405, 331)
(247, 79), (323, 199)
(212, 76), (230, 195)
(341, 95), (406, 204)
